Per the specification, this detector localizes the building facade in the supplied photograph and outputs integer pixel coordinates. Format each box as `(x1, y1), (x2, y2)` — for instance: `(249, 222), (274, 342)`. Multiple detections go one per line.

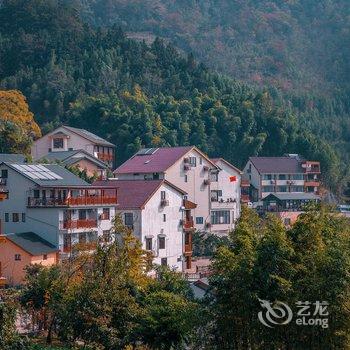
(0, 163), (117, 258)
(94, 179), (196, 271)
(209, 158), (242, 235)
(114, 146), (241, 233)
(243, 154), (321, 202)
(31, 125), (116, 169)
(0, 231), (58, 286)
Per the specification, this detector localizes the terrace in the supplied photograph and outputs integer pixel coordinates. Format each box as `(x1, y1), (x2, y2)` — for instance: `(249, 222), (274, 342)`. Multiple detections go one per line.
(27, 187), (117, 207)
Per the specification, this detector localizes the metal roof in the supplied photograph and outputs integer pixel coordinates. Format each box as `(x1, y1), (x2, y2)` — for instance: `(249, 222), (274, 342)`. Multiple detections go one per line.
(249, 156), (304, 174)
(6, 163), (90, 187)
(5, 232), (58, 255)
(263, 193), (320, 201)
(41, 150), (108, 169)
(62, 126), (115, 147)
(0, 153), (26, 163)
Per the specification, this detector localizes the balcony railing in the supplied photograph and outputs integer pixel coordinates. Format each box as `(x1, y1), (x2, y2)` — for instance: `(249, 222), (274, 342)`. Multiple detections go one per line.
(28, 196), (117, 207)
(97, 153), (114, 162)
(60, 219), (98, 230)
(241, 194), (250, 202)
(185, 243), (193, 253)
(184, 218), (194, 230)
(304, 181), (320, 187)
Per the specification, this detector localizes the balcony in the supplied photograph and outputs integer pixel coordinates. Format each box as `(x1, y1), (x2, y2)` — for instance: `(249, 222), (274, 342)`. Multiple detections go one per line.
(304, 181), (320, 187)
(185, 243), (193, 253)
(184, 218), (194, 231)
(0, 178), (6, 185)
(97, 153), (114, 162)
(241, 194), (250, 203)
(60, 219), (97, 230)
(27, 187), (117, 208)
(0, 277), (7, 287)
(241, 179), (250, 187)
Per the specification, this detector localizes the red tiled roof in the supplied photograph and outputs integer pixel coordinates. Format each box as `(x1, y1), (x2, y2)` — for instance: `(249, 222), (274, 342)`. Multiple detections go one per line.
(249, 157), (303, 174)
(114, 146), (193, 174)
(93, 179), (186, 209)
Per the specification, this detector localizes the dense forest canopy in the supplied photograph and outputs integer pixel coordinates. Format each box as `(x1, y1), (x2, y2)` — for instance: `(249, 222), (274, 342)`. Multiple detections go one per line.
(0, 0), (345, 191)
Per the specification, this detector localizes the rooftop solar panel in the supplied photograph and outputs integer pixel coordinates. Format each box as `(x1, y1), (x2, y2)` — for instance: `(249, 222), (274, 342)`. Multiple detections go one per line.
(12, 164), (63, 180)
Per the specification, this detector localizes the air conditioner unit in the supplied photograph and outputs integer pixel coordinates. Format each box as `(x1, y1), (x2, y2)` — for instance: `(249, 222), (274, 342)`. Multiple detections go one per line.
(203, 179), (210, 186)
(184, 164), (191, 171)
(184, 157), (189, 164)
(205, 222), (211, 228)
(270, 180), (275, 184)
(203, 165), (210, 171)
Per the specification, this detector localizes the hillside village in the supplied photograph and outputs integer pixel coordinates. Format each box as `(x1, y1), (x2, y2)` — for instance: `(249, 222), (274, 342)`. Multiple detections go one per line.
(0, 125), (324, 286)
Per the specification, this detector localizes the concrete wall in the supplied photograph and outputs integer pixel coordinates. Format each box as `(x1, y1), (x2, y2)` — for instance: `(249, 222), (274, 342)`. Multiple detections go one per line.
(210, 159), (241, 234)
(166, 149), (212, 231)
(0, 238), (57, 286)
(117, 183), (184, 271)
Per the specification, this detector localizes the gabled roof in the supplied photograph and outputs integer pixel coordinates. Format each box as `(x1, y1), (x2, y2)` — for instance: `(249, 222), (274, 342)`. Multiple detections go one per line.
(93, 179), (186, 209)
(4, 232), (58, 255)
(40, 150), (108, 169)
(4, 163), (90, 187)
(210, 158), (242, 174)
(62, 126), (115, 147)
(114, 146), (218, 174)
(249, 156), (303, 174)
(263, 193), (320, 201)
(0, 153), (26, 163)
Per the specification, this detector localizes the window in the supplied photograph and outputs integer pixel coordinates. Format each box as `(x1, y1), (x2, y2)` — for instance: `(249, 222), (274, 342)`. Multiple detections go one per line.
(278, 174), (287, 180)
(12, 213), (19, 222)
(22, 213), (26, 222)
(153, 173), (160, 180)
(33, 190), (40, 198)
(277, 186), (287, 192)
(48, 148), (52, 152)
(124, 213), (133, 227)
(103, 230), (111, 242)
(53, 138), (64, 149)
(79, 232), (87, 244)
(146, 237), (153, 251)
(291, 174), (304, 180)
(262, 174), (273, 180)
(211, 210), (230, 225)
(1, 169), (8, 178)
(102, 208), (110, 220)
(5, 213), (9, 222)
(163, 214), (166, 222)
(291, 186), (304, 192)
(161, 191), (166, 200)
(262, 186), (274, 192)
(15, 254), (21, 261)
(161, 258), (168, 266)
(68, 147), (73, 151)
(159, 236), (165, 249)
(43, 254), (48, 260)
(284, 218), (291, 226)
(79, 210), (87, 220)
(196, 217), (204, 224)
(210, 190), (222, 202)
(184, 175), (188, 183)
(199, 157), (203, 165)
(63, 234), (71, 252)
(210, 171), (218, 182)
(189, 157), (196, 167)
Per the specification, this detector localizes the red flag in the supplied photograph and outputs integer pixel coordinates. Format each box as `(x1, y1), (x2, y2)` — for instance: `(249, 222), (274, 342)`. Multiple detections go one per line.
(230, 176), (236, 182)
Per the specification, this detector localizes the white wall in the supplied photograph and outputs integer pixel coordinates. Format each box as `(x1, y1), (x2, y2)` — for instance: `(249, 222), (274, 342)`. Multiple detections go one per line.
(117, 183), (184, 271)
(210, 159), (241, 234)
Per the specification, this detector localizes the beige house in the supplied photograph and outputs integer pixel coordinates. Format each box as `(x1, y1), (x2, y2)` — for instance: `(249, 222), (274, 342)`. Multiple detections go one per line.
(31, 125), (116, 169)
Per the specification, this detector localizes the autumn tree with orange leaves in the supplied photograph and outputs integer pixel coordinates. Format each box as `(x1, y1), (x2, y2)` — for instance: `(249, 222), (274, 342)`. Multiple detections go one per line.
(0, 90), (41, 154)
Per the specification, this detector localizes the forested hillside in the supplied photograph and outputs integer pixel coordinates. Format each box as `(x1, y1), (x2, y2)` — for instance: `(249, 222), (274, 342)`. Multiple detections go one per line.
(0, 0), (342, 189)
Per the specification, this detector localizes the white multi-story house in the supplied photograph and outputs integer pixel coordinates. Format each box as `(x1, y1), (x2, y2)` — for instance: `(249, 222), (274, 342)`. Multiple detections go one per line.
(31, 125), (116, 169)
(114, 146), (241, 233)
(209, 158), (242, 235)
(93, 179), (196, 271)
(0, 162), (117, 257)
(243, 154), (321, 202)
